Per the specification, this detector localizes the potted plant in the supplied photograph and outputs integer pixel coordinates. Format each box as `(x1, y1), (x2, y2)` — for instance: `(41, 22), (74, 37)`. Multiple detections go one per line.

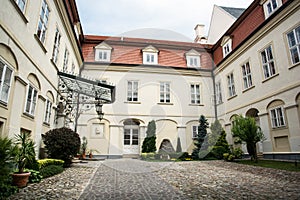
(88, 149), (99, 158)
(11, 131), (36, 188)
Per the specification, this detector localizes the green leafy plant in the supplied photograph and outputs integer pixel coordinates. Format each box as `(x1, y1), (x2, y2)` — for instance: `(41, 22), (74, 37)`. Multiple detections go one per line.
(25, 169), (42, 183)
(81, 136), (88, 155)
(231, 115), (264, 162)
(42, 127), (81, 167)
(192, 115), (209, 160)
(142, 120), (157, 153)
(40, 165), (64, 178)
(0, 136), (18, 198)
(233, 147), (243, 159)
(14, 132), (36, 173)
(38, 159), (64, 170)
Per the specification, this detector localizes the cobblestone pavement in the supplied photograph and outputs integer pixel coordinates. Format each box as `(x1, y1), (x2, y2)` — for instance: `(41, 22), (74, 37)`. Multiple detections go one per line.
(8, 159), (300, 200)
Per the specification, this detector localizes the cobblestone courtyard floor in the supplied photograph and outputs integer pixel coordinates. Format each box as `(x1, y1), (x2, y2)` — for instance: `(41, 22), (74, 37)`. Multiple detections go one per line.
(8, 159), (300, 200)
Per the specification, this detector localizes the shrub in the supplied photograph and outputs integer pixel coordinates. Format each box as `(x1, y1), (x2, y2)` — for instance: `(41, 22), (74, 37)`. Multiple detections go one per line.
(25, 169), (42, 183)
(0, 136), (18, 199)
(38, 159), (64, 170)
(141, 153), (156, 160)
(178, 152), (192, 161)
(233, 148), (243, 159)
(40, 165), (64, 178)
(223, 153), (234, 162)
(42, 127), (80, 167)
(211, 146), (227, 159)
(142, 120), (157, 153)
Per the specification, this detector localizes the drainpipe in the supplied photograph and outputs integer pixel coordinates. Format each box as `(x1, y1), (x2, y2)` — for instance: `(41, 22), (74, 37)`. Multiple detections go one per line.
(211, 54), (217, 121)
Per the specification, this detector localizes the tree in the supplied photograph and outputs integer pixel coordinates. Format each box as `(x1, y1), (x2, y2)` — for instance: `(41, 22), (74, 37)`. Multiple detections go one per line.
(142, 120), (157, 153)
(192, 115), (209, 159)
(176, 137), (182, 153)
(231, 115), (264, 162)
(43, 127), (81, 167)
(209, 120), (230, 159)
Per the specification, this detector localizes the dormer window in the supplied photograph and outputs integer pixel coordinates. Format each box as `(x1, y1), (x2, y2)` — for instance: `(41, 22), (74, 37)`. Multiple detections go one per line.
(186, 49), (201, 68)
(142, 45), (158, 65)
(261, 0), (282, 19)
(221, 36), (232, 58)
(95, 42), (112, 62)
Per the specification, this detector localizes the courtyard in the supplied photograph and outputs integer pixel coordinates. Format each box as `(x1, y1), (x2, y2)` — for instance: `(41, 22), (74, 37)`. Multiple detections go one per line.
(8, 159), (300, 200)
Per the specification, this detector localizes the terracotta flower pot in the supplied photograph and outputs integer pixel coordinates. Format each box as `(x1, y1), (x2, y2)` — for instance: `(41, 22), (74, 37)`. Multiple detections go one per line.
(12, 172), (31, 188)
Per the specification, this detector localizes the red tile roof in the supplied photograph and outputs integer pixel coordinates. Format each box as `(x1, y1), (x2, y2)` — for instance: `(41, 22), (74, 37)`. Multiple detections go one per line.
(82, 35), (213, 70)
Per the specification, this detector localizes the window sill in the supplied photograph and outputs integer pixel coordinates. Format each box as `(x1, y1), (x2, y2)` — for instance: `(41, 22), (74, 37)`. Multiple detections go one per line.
(288, 62), (300, 70)
(157, 102), (173, 105)
(34, 34), (47, 53)
(0, 101), (8, 109)
(10, 0), (29, 24)
(262, 73), (279, 83)
(23, 112), (35, 120)
(124, 101), (141, 104)
(242, 85), (255, 93)
(189, 103), (204, 106)
(271, 126), (288, 130)
(43, 122), (50, 127)
(227, 94), (237, 101)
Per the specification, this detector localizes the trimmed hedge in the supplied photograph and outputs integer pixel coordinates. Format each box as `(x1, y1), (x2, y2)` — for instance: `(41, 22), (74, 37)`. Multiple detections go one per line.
(40, 165), (64, 178)
(38, 159), (64, 170)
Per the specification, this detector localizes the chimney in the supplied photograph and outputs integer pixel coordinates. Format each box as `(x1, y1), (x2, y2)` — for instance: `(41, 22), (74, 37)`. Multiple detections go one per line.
(194, 24), (207, 43)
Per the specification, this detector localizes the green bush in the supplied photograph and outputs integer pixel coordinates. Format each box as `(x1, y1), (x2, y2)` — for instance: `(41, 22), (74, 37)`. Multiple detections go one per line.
(40, 165), (64, 178)
(178, 152), (191, 161)
(223, 153), (235, 162)
(233, 148), (243, 159)
(211, 146), (227, 159)
(38, 159), (64, 170)
(0, 136), (18, 199)
(141, 153), (156, 160)
(42, 127), (80, 167)
(25, 169), (43, 183)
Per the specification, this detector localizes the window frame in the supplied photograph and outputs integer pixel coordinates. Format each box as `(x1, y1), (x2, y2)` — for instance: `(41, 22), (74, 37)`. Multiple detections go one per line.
(269, 106), (286, 128)
(215, 81), (222, 104)
(263, 0), (282, 19)
(51, 27), (61, 64)
(227, 72), (236, 98)
(36, 0), (50, 43)
(143, 52), (158, 65)
(24, 84), (38, 116)
(241, 61), (253, 90)
(286, 25), (300, 65)
(190, 83), (200, 104)
(160, 82), (171, 103)
(96, 49), (111, 62)
(222, 38), (232, 58)
(15, 0), (26, 13)
(260, 45), (276, 79)
(192, 125), (199, 139)
(63, 48), (69, 72)
(0, 58), (14, 104)
(44, 98), (52, 124)
(127, 80), (138, 102)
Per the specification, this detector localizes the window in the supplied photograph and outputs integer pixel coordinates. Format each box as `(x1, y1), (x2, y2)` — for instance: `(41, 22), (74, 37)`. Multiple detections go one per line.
(44, 99), (52, 124)
(270, 107), (285, 128)
(215, 81), (222, 104)
(124, 128), (139, 145)
(71, 63), (75, 73)
(222, 37), (232, 58)
(25, 85), (38, 116)
(160, 82), (170, 103)
(36, 0), (49, 43)
(263, 0), (282, 18)
(94, 42), (112, 62)
(287, 26), (300, 65)
(63, 48), (69, 72)
(227, 73), (236, 97)
(142, 45), (158, 65)
(186, 49), (201, 68)
(261, 45), (276, 79)
(52, 28), (61, 64)
(0, 59), (13, 103)
(127, 81), (138, 102)
(241, 62), (253, 89)
(15, 0), (26, 12)
(191, 84), (200, 104)
(192, 125), (199, 139)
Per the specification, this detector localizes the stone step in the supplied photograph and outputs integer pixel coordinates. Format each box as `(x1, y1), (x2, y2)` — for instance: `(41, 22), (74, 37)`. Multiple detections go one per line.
(122, 154), (140, 159)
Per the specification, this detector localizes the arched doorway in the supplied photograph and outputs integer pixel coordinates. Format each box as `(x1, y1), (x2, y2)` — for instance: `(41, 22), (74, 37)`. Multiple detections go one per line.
(246, 108), (262, 153)
(123, 119), (140, 155)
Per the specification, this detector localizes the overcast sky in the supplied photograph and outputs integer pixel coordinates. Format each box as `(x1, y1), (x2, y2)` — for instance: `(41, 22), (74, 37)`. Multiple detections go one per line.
(76, 0), (253, 42)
